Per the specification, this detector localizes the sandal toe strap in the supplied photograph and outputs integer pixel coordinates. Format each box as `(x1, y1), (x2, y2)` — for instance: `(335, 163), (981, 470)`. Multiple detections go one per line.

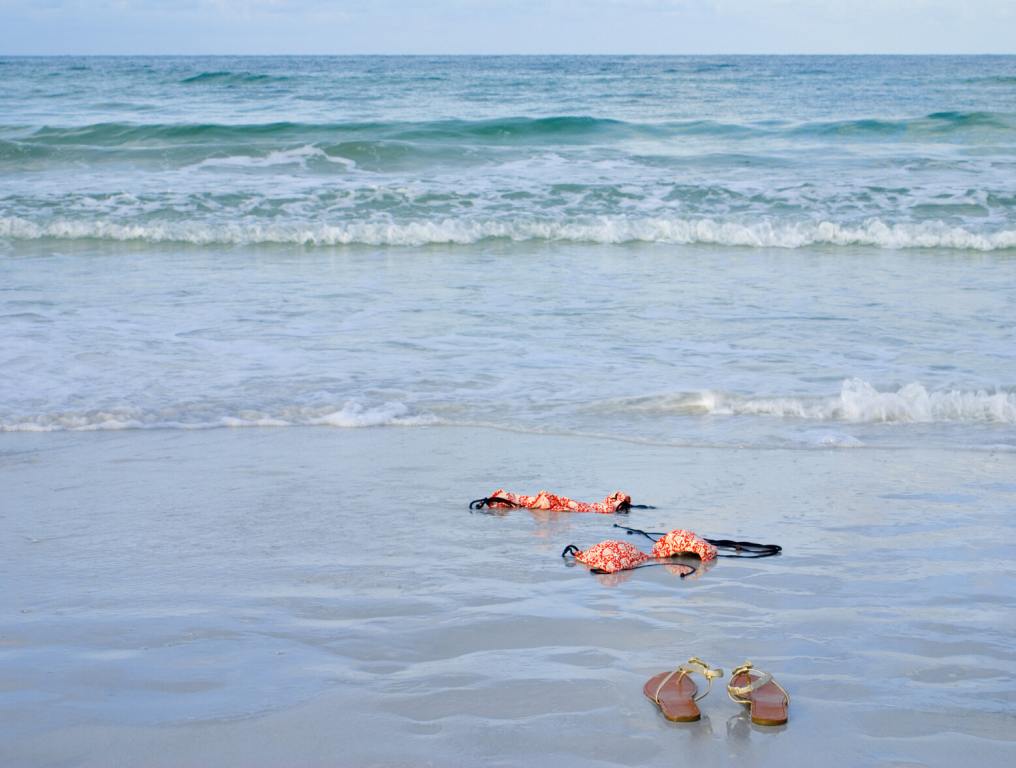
(654, 657), (724, 704)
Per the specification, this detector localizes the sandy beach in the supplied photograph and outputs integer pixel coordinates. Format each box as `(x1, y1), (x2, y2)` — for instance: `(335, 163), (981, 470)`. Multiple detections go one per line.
(3, 425), (1014, 766)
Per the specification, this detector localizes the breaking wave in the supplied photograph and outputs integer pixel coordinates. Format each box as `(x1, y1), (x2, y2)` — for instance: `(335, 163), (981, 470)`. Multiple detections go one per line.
(2, 216), (1014, 250)
(189, 144), (355, 169)
(9, 381), (1013, 435)
(8, 111), (1013, 146)
(603, 379), (1016, 424)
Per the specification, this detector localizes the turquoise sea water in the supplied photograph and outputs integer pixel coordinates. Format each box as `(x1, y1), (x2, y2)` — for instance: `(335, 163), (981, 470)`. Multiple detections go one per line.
(1, 56), (1015, 448)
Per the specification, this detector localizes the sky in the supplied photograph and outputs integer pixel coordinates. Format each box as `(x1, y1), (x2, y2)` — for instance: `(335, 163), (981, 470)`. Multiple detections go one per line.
(1, 0), (1014, 55)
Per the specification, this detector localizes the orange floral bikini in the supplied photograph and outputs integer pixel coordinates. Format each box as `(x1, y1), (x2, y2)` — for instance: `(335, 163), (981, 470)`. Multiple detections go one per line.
(561, 540), (651, 573)
(470, 488), (643, 514)
(562, 526), (781, 575)
(467, 490), (781, 576)
(561, 529), (714, 576)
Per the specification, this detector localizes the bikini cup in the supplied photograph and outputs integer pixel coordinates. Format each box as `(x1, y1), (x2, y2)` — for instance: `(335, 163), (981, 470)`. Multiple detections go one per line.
(564, 540), (649, 573)
(561, 540), (696, 577)
(650, 529), (718, 562)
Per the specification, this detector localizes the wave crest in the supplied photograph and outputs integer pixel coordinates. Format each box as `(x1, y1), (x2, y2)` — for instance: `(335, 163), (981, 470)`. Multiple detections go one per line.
(609, 380), (1016, 424)
(2, 216), (1014, 250)
(180, 71), (290, 85)
(10, 111), (1012, 146)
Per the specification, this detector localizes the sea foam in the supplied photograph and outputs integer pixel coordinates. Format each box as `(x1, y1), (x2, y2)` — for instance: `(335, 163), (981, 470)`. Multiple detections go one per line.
(602, 379), (1016, 424)
(2, 216), (1014, 250)
(0, 401), (435, 433)
(5, 381), (1014, 434)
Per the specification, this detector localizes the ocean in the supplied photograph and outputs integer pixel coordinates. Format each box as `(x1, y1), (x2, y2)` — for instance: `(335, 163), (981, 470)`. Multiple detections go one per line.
(2, 56), (1016, 449)
(2, 56), (1015, 766)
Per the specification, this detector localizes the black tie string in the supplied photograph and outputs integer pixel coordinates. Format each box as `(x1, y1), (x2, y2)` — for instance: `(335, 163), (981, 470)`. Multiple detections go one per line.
(612, 524), (782, 558)
(469, 496), (520, 510)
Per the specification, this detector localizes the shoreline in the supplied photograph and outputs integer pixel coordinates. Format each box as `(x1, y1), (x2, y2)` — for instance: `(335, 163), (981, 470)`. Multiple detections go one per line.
(3, 426), (1014, 766)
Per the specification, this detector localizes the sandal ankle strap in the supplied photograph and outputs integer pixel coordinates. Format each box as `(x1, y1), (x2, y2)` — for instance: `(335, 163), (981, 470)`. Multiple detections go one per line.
(727, 661), (787, 702)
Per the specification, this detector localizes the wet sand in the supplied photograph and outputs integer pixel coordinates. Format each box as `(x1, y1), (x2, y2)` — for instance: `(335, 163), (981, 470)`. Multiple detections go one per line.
(2, 426), (1015, 766)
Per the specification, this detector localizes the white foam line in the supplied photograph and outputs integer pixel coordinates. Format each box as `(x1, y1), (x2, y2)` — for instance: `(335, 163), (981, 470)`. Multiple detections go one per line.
(0, 402), (438, 433)
(2, 216), (1014, 250)
(604, 379), (1016, 424)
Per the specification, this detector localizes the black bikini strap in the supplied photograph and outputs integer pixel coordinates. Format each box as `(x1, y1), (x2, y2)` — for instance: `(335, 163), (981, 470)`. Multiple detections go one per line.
(703, 539), (782, 558)
(612, 523), (782, 558)
(613, 523), (661, 542)
(469, 496), (520, 510)
(590, 559), (697, 577)
(616, 500), (655, 512)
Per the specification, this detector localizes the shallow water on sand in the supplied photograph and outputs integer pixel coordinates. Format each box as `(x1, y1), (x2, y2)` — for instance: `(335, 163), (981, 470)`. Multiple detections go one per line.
(2, 427), (1014, 767)
(3, 240), (1015, 453)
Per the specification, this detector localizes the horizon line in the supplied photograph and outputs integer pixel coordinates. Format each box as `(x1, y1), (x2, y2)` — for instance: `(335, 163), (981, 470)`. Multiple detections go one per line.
(2, 52), (1015, 57)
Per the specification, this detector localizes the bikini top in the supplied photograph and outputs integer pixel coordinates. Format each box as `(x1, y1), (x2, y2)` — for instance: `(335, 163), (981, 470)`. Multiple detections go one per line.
(562, 526), (781, 576)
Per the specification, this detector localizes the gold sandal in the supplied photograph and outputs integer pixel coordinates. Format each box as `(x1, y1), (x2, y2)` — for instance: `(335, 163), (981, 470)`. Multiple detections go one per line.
(643, 657), (723, 722)
(727, 661), (790, 726)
